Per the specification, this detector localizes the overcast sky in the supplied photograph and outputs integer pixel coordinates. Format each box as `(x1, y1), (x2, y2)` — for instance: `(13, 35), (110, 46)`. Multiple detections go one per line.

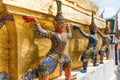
(92, 0), (120, 29)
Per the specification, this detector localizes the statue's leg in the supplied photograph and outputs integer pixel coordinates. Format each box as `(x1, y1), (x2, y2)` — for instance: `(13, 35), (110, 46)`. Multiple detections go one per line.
(0, 71), (11, 80)
(99, 50), (104, 64)
(38, 65), (49, 80)
(62, 52), (76, 80)
(59, 62), (63, 76)
(23, 68), (38, 80)
(81, 61), (88, 73)
(92, 49), (99, 66)
(81, 55), (88, 73)
(63, 62), (76, 80)
(99, 45), (107, 64)
(80, 49), (91, 73)
(106, 47), (110, 60)
(38, 55), (58, 80)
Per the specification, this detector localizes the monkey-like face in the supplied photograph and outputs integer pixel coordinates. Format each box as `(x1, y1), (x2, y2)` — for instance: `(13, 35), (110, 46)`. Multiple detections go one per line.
(54, 19), (67, 33)
(104, 29), (110, 34)
(90, 26), (97, 33)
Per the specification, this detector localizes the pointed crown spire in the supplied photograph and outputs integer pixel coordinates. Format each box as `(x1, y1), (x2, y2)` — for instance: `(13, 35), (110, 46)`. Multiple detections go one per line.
(89, 11), (97, 30)
(100, 8), (105, 18)
(54, 0), (65, 21)
(115, 9), (120, 38)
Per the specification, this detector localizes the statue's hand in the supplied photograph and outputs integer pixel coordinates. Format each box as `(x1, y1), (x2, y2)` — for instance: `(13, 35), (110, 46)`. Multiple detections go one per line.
(73, 25), (80, 31)
(66, 24), (71, 28)
(23, 16), (37, 23)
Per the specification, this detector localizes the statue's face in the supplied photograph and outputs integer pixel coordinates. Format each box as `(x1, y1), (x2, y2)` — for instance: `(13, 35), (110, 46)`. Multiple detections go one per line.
(90, 26), (97, 33)
(104, 29), (110, 34)
(54, 19), (66, 33)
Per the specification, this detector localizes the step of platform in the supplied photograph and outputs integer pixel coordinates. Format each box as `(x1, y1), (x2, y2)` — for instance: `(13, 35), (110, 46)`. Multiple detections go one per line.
(54, 59), (116, 80)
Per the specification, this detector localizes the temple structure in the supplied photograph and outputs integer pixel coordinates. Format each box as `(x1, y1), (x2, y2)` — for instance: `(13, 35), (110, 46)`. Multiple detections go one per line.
(0, 0), (106, 80)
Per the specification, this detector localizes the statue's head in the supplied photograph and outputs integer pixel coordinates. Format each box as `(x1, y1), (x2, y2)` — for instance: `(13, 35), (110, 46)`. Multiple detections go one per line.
(54, 13), (67, 33)
(89, 22), (97, 33)
(89, 11), (97, 34)
(53, 0), (67, 33)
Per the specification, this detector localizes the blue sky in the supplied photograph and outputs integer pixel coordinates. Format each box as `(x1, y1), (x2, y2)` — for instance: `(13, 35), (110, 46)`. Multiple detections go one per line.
(92, 0), (120, 29)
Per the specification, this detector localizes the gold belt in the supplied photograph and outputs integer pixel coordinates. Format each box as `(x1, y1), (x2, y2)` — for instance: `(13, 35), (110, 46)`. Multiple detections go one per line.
(48, 51), (60, 61)
(48, 54), (59, 61)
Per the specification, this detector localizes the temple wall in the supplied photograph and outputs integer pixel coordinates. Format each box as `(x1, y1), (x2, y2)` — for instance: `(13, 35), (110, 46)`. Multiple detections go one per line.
(3, 0), (105, 28)
(3, 0), (98, 14)
(13, 15), (39, 79)
(5, 21), (18, 80)
(0, 21), (18, 80)
(66, 0), (98, 12)
(0, 25), (9, 73)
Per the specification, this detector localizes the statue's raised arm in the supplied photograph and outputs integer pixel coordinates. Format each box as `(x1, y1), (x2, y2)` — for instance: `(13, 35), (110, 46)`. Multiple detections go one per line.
(35, 19), (52, 38)
(23, 16), (53, 39)
(73, 25), (89, 38)
(97, 29), (105, 37)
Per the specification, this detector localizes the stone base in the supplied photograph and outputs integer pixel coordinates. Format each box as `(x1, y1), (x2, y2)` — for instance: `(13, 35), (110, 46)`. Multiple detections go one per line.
(54, 59), (116, 80)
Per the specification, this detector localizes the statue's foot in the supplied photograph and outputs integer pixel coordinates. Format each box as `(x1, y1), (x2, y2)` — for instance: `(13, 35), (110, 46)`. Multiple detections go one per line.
(65, 74), (77, 80)
(93, 63), (99, 66)
(106, 57), (109, 60)
(80, 69), (87, 73)
(99, 62), (104, 64)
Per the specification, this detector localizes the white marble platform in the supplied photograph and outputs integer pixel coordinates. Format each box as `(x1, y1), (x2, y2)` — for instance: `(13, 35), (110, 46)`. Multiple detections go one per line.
(54, 59), (116, 80)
